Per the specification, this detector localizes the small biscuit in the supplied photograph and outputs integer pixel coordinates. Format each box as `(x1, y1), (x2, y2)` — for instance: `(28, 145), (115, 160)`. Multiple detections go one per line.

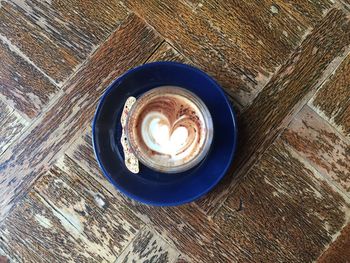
(120, 97), (139, 174)
(121, 96), (136, 127)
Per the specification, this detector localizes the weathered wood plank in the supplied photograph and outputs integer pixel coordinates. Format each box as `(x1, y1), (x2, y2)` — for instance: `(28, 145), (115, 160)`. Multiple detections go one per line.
(124, 0), (257, 105)
(118, 204), (255, 263)
(215, 139), (350, 262)
(0, 193), (110, 262)
(65, 129), (107, 189)
(0, 192), (103, 262)
(0, 111), (27, 156)
(65, 132), (252, 262)
(69, 116), (349, 263)
(0, 0), (129, 83)
(0, 36), (58, 119)
(0, 100), (12, 121)
(147, 42), (189, 64)
(0, 101), (27, 155)
(183, 0), (203, 10)
(146, 41), (242, 112)
(317, 223), (350, 263)
(310, 53), (350, 138)
(46, 155), (144, 258)
(282, 105), (350, 194)
(0, 14), (162, 220)
(173, 256), (191, 263)
(196, 7), (350, 214)
(198, 0), (333, 104)
(0, 155), (143, 262)
(115, 226), (180, 263)
(341, 0), (350, 6)
(125, 0), (333, 106)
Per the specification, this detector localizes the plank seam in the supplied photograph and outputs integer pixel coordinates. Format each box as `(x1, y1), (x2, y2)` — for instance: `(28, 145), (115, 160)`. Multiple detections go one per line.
(0, 33), (60, 87)
(208, 11), (350, 217)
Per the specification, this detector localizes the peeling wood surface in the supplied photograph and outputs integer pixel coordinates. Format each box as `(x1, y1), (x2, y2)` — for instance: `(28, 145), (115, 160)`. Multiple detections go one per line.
(198, 0), (333, 105)
(0, 0), (129, 83)
(282, 105), (350, 194)
(0, 155), (143, 262)
(125, 0), (334, 106)
(216, 139), (350, 262)
(64, 127), (350, 263)
(147, 42), (190, 64)
(65, 131), (253, 263)
(310, 53), (350, 138)
(1, 191), (111, 263)
(0, 14), (162, 219)
(0, 37), (58, 119)
(196, 7), (350, 215)
(0, 101), (27, 155)
(146, 42), (240, 108)
(0, 1), (350, 262)
(115, 226), (180, 263)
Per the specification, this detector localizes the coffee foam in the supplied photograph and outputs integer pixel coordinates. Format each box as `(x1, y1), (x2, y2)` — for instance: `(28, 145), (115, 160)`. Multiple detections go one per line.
(141, 113), (192, 160)
(127, 89), (207, 168)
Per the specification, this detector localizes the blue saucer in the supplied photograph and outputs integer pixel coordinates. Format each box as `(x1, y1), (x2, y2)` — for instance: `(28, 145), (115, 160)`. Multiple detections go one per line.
(92, 62), (237, 206)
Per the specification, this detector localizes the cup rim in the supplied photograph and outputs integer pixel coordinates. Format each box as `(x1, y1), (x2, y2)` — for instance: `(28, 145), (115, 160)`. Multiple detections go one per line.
(125, 86), (214, 173)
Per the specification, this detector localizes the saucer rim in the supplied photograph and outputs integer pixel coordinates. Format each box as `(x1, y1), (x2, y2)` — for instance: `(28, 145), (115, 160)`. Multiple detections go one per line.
(92, 61), (238, 206)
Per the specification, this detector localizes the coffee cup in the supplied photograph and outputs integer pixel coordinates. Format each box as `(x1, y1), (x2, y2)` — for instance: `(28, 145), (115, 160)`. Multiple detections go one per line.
(126, 86), (213, 173)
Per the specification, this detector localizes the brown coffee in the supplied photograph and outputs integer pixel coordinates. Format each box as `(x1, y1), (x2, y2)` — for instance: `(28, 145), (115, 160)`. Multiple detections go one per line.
(126, 86), (213, 173)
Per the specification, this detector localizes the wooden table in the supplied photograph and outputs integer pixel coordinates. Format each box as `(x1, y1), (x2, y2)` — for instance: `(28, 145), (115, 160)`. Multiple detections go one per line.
(0, 1), (350, 262)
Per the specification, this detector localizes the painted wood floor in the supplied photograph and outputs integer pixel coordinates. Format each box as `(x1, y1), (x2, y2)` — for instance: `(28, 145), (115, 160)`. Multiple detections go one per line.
(0, 0), (350, 262)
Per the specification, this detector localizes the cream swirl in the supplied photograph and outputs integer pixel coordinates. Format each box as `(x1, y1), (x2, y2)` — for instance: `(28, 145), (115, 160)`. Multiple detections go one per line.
(126, 87), (209, 169)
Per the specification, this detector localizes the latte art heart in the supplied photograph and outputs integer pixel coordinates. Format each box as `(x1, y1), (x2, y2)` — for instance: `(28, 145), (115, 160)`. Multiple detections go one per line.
(126, 86), (213, 172)
(142, 113), (194, 159)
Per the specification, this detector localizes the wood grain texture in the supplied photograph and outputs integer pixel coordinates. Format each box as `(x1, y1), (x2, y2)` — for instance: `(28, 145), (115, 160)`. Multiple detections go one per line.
(0, 193), (117, 263)
(183, 0), (203, 10)
(196, 7), (350, 214)
(0, 101), (27, 155)
(147, 41), (189, 64)
(0, 14), (162, 220)
(0, 154), (143, 262)
(62, 39), (350, 261)
(282, 105), (350, 194)
(341, 0), (350, 6)
(317, 223), (350, 263)
(215, 139), (350, 262)
(310, 53), (350, 138)
(0, 0), (129, 83)
(124, 0), (257, 105)
(65, 131), (252, 262)
(198, 0), (333, 104)
(64, 109), (350, 262)
(117, 203), (256, 263)
(1, 1), (350, 261)
(66, 128), (106, 186)
(174, 256), (191, 263)
(115, 226), (180, 263)
(125, 0), (333, 106)
(146, 41), (240, 108)
(0, 35), (58, 119)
